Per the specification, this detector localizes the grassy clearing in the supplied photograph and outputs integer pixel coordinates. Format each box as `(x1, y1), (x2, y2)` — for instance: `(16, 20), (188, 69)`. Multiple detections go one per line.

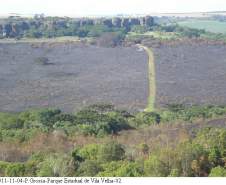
(177, 20), (226, 33)
(0, 36), (94, 43)
(128, 31), (181, 40)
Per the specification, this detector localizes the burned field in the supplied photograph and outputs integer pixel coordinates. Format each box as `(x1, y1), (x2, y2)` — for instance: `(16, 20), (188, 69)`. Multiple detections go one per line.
(0, 41), (226, 112)
(0, 43), (148, 112)
(154, 42), (226, 107)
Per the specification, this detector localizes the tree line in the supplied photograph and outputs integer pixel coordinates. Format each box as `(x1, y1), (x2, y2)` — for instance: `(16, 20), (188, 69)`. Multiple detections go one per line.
(0, 104), (226, 176)
(0, 16), (154, 39)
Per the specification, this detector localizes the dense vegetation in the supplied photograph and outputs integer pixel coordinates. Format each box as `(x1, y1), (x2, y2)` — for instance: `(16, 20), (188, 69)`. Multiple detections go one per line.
(0, 104), (226, 176)
(1, 15), (226, 45)
(0, 16), (154, 39)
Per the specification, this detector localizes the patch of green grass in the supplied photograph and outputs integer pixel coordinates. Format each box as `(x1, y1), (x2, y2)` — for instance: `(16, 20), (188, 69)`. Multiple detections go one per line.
(0, 36), (94, 43)
(127, 31), (181, 40)
(177, 20), (226, 34)
(137, 45), (156, 112)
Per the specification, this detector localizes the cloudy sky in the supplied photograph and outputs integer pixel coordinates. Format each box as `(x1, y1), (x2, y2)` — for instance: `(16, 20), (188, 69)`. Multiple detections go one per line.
(0, 0), (225, 16)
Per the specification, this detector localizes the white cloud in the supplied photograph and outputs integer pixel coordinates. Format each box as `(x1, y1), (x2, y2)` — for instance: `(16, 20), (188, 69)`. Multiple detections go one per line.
(0, 0), (225, 16)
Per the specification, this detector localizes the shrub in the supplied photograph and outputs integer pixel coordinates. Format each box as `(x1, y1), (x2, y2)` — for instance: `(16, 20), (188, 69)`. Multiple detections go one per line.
(72, 148), (84, 162)
(76, 124), (96, 136)
(19, 109), (75, 129)
(36, 162), (53, 177)
(75, 109), (102, 125)
(130, 112), (160, 127)
(98, 142), (125, 162)
(0, 113), (23, 129)
(208, 147), (223, 167)
(160, 105), (226, 123)
(87, 104), (115, 114)
(169, 169), (180, 177)
(176, 142), (207, 176)
(194, 128), (226, 153)
(144, 155), (168, 177)
(78, 144), (99, 160)
(77, 160), (102, 176)
(29, 152), (46, 163)
(209, 166), (226, 177)
(97, 161), (122, 176)
(159, 111), (177, 123)
(5, 163), (26, 177)
(0, 161), (9, 176)
(37, 109), (61, 127)
(34, 57), (50, 65)
(37, 154), (75, 177)
(24, 162), (38, 176)
(99, 161), (143, 177)
(75, 106), (131, 136)
(113, 162), (143, 177)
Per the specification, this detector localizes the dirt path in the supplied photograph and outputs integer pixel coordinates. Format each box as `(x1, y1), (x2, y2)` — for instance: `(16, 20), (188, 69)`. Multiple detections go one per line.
(137, 44), (156, 111)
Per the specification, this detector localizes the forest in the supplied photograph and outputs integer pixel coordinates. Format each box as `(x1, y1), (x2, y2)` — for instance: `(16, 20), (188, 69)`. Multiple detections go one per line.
(1, 15), (225, 43)
(0, 104), (226, 176)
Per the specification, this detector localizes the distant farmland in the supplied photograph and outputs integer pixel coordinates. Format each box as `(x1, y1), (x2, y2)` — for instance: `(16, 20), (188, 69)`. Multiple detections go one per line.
(177, 20), (226, 33)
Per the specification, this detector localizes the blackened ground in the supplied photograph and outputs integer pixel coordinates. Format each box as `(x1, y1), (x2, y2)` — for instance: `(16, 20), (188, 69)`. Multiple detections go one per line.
(0, 43), (148, 112)
(154, 43), (226, 107)
(0, 41), (226, 112)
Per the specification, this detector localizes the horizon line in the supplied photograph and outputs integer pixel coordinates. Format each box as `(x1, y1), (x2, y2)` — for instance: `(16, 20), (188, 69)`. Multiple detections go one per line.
(0, 10), (226, 18)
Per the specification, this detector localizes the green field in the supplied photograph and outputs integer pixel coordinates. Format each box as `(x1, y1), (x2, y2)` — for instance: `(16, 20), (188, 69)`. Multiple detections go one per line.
(127, 31), (181, 40)
(178, 20), (226, 33)
(0, 36), (91, 43)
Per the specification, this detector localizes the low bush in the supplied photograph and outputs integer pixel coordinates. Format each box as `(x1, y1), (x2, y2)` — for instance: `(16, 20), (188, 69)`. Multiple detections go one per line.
(34, 57), (50, 65)
(0, 113), (23, 129)
(209, 166), (226, 177)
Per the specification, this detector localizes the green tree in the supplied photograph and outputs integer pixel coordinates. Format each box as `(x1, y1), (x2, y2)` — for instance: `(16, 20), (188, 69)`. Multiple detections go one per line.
(77, 160), (102, 176)
(0, 113), (23, 129)
(78, 144), (99, 160)
(37, 154), (75, 177)
(208, 147), (223, 167)
(144, 155), (168, 177)
(98, 161), (144, 177)
(98, 142), (125, 162)
(38, 109), (61, 128)
(113, 162), (143, 177)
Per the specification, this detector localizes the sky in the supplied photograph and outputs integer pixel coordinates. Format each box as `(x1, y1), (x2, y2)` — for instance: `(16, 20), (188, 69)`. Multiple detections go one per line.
(0, 0), (226, 17)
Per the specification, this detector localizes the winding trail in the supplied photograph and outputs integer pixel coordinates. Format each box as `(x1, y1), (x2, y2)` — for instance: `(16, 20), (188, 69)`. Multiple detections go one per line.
(137, 44), (156, 112)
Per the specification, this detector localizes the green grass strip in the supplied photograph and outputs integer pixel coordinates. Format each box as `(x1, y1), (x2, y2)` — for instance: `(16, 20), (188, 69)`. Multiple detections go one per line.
(137, 45), (156, 112)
